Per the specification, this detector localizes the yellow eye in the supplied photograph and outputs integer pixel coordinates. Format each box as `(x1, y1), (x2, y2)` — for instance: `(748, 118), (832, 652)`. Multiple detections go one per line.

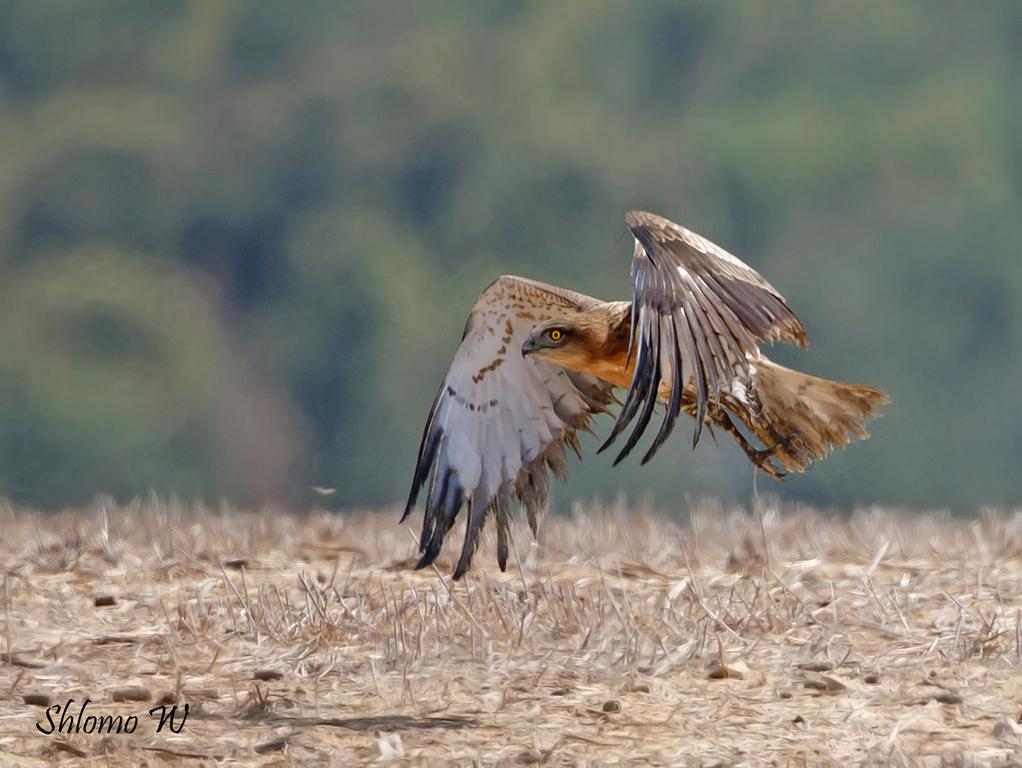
(548, 329), (563, 342)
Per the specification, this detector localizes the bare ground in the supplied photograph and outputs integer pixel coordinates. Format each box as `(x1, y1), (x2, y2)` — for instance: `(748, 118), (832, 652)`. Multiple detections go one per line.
(2, 499), (1022, 766)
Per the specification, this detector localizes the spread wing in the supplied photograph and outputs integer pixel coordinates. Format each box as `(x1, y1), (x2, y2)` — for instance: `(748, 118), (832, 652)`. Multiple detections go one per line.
(403, 276), (614, 579)
(600, 210), (808, 465)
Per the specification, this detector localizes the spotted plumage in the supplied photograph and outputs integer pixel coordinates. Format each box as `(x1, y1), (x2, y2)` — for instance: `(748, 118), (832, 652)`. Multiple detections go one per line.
(404, 211), (888, 578)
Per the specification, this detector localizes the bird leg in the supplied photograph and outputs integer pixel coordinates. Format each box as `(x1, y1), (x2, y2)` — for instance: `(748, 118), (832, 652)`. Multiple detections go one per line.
(711, 408), (788, 480)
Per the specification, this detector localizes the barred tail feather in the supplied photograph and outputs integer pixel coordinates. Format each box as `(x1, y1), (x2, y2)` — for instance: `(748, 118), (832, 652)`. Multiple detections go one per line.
(741, 357), (888, 472)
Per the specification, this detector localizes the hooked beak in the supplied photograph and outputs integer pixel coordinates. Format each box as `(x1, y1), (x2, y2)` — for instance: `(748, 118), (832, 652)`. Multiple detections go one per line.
(521, 335), (540, 357)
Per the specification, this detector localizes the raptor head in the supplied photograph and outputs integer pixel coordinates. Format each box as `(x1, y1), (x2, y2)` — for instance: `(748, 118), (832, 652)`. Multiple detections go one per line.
(522, 318), (599, 368)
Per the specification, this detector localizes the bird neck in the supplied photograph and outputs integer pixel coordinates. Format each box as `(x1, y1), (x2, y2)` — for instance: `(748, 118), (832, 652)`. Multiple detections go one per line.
(576, 302), (634, 389)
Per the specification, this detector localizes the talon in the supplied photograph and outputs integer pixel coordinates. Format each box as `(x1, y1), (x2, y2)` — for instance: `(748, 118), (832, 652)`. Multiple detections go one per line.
(749, 447), (787, 480)
(712, 407), (788, 479)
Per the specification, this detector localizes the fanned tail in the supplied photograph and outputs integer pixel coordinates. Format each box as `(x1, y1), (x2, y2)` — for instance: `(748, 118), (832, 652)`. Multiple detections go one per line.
(734, 357), (888, 473)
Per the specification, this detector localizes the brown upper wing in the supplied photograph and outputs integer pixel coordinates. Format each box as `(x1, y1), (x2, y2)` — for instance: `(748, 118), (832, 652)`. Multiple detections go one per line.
(600, 211), (808, 465)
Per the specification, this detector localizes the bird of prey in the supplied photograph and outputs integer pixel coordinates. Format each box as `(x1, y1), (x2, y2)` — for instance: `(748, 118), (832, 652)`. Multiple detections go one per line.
(404, 211), (887, 578)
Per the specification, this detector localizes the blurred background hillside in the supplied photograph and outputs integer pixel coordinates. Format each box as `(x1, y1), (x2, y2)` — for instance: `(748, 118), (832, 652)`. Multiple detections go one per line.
(1, 1), (1020, 511)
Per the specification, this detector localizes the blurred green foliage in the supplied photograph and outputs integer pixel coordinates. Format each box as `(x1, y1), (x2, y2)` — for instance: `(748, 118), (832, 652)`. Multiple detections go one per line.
(1, 1), (1020, 510)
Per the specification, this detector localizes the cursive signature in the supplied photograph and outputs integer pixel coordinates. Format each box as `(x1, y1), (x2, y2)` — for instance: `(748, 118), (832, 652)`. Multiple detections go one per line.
(36, 698), (189, 735)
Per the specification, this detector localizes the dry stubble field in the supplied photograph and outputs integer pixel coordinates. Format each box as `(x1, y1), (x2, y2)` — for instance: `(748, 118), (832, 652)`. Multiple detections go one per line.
(1, 499), (1022, 767)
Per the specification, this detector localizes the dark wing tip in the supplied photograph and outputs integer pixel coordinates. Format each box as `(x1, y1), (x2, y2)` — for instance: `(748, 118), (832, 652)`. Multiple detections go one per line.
(403, 386), (446, 522)
(400, 491), (420, 523)
(451, 496), (488, 580)
(452, 542), (474, 580)
(414, 551), (436, 571)
(415, 529), (444, 569)
(640, 320), (685, 465)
